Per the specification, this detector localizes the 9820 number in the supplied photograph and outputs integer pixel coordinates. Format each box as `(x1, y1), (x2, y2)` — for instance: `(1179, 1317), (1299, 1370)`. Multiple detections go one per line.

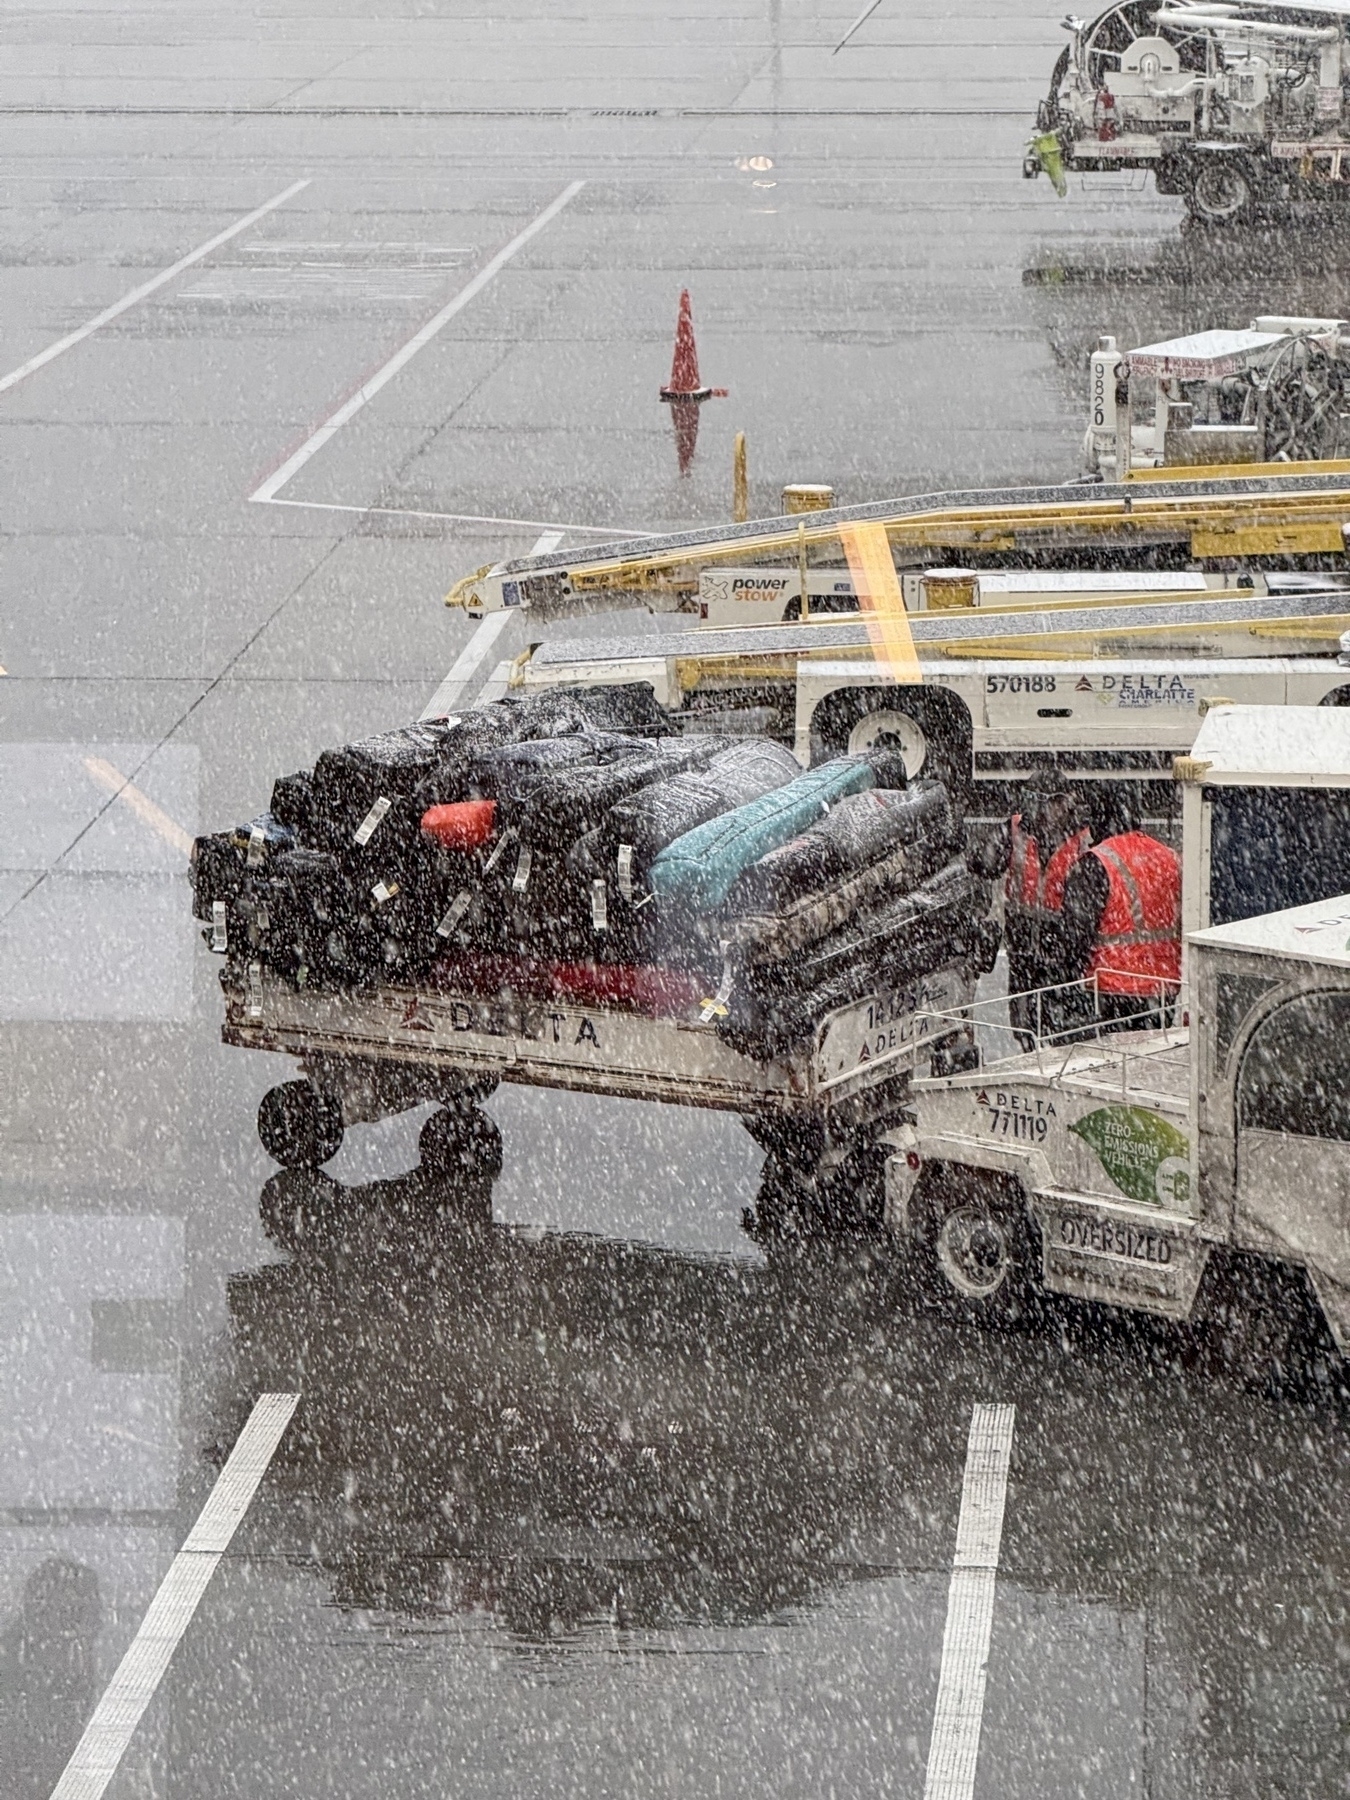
(985, 675), (1057, 695)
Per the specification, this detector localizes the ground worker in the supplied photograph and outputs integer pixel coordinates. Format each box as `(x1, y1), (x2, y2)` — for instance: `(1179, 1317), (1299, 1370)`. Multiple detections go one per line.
(970, 777), (1092, 1042)
(1055, 799), (1182, 1031)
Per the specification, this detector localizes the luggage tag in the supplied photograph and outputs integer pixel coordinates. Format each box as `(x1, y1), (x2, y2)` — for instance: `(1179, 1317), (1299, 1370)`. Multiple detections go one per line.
(210, 899), (228, 952)
(482, 827), (517, 875)
(590, 879), (609, 933)
(511, 844), (533, 893)
(698, 950), (735, 1025)
(247, 961), (264, 1019)
(246, 823), (268, 868)
(435, 890), (473, 939)
(370, 879), (400, 906)
(616, 843), (635, 902)
(353, 795), (392, 846)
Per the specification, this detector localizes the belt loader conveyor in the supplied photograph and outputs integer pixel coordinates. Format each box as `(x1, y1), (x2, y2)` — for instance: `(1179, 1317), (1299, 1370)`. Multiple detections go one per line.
(506, 592), (1350, 794)
(447, 469), (1350, 618)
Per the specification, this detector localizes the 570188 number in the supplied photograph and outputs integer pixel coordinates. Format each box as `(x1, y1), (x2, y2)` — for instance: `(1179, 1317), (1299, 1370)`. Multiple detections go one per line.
(985, 674), (1057, 695)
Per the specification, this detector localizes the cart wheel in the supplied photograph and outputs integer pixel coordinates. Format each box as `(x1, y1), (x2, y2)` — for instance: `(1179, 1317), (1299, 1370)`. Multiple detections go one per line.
(259, 1168), (343, 1252)
(258, 1080), (344, 1169)
(418, 1104), (504, 1182)
(911, 1163), (1038, 1328)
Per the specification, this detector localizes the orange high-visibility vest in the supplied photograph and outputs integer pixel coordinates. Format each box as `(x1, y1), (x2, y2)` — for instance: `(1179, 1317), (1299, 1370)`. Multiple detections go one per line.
(1085, 831), (1181, 996)
(1006, 815), (1090, 923)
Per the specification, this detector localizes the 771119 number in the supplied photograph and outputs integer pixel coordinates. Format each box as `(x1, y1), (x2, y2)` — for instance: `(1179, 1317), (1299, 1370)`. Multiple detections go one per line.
(985, 674), (1057, 695)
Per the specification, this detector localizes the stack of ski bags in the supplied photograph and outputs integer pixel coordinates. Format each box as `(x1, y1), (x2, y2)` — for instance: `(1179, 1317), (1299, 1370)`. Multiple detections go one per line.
(189, 683), (994, 1051)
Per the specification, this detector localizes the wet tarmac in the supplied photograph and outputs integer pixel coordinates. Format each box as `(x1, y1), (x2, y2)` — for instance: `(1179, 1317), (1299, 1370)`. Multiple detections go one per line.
(3, 0), (1350, 1794)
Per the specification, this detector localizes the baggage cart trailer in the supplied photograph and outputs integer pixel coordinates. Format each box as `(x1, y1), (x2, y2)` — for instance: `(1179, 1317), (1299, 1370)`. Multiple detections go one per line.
(225, 953), (981, 1236)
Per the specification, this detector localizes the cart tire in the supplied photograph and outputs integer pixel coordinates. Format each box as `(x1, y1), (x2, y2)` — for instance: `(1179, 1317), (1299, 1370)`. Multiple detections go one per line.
(808, 685), (972, 806)
(258, 1081), (344, 1169)
(1185, 157), (1258, 227)
(418, 1104), (504, 1183)
(259, 1168), (343, 1252)
(911, 1163), (1038, 1328)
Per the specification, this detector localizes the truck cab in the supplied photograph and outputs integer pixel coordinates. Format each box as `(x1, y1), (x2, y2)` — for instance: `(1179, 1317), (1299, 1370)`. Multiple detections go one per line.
(1029, 0), (1350, 225)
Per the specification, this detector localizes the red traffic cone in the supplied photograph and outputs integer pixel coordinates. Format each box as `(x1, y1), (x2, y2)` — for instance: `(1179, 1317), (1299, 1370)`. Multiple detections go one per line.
(659, 289), (727, 475)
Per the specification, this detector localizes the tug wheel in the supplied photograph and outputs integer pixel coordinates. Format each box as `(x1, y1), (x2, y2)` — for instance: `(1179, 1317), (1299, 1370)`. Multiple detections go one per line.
(258, 1080), (344, 1169)
(911, 1163), (1039, 1328)
(809, 685), (973, 804)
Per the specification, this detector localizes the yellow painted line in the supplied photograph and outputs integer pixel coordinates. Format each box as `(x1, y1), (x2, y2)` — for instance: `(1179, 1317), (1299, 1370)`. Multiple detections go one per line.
(840, 521), (922, 685)
(84, 757), (194, 856)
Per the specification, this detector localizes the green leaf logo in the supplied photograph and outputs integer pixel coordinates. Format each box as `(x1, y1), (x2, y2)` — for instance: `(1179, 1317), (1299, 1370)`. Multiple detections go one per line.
(1070, 1106), (1191, 1208)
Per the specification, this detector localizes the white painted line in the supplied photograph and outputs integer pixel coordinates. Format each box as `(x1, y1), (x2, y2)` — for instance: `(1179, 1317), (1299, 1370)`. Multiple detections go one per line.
(421, 609), (521, 720)
(923, 1402), (1016, 1800)
(529, 531), (564, 555)
(258, 494), (654, 539)
(478, 658), (518, 706)
(834, 0), (885, 52)
(0, 181), (310, 396)
(249, 180), (586, 504)
(48, 1393), (299, 1800)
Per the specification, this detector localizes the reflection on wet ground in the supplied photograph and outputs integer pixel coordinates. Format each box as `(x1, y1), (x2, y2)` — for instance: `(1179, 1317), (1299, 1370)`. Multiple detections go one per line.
(202, 1161), (1350, 1799)
(1024, 218), (1350, 425)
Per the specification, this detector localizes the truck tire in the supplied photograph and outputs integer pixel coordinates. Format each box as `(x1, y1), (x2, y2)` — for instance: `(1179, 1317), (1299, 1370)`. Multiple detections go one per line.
(258, 1080), (344, 1168)
(1185, 157), (1258, 227)
(911, 1163), (1039, 1328)
(808, 685), (973, 806)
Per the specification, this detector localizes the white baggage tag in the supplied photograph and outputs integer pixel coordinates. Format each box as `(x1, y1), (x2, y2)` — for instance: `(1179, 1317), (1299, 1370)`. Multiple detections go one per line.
(435, 890), (473, 938)
(247, 961), (264, 1019)
(370, 879), (400, 905)
(482, 828), (516, 874)
(210, 899), (228, 952)
(511, 844), (533, 893)
(617, 843), (635, 901)
(246, 823), (268, 868)
(353, 796), (392, 845)
(698, 952), (736, 1024)
(591, 879), (609, 932)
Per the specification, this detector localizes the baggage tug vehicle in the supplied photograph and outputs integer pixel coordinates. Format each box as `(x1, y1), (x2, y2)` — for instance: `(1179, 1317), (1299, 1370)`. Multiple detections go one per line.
(889, 704), (1350, 1367)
